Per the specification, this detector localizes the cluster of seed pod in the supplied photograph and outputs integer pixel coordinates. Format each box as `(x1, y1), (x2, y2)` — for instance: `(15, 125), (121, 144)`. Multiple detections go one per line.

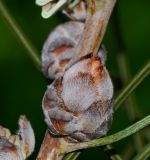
(0, 116), (35, 160)
(40, 0), (114, 143)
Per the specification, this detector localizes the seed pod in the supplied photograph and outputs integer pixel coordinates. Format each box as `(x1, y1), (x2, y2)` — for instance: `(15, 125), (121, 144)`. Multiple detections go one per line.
(42, 49), (114, 142)
(0, 116), (35, 160)
(17, 116), (35, 158)
(41, 21), (84, 79)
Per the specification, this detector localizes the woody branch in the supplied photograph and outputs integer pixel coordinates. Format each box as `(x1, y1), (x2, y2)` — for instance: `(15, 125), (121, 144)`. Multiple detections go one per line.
(69, 0), (116, 66)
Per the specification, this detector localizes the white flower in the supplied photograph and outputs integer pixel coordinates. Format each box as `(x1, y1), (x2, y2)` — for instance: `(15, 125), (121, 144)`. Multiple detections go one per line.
(36, 0), (67, 19)
(35, 0), (80, 19)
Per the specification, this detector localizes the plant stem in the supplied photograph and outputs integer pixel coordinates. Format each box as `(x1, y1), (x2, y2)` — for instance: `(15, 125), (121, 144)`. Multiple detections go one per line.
(62, 114), (150, 154)
(102, 145), (122, 160)
(113, 5), (144, 153)
(122, 144), (134, 160)
(68, 0), (116, 67)
(115, 60), (150, 110)
(117, 54), (144, 152)
(0, 0), (40, 70)
(37, 131), (68, 160)
(133, 142), (150, 160)
(64, 152), (81, 160)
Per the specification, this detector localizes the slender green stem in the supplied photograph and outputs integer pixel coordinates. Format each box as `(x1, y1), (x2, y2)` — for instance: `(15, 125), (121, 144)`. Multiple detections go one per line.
(63, 114), (150, 154)
(117, 54), (144, 151)
(63, 152), (81, 160)
(122, 144), (135, 160)
(133, 142), (150, 160)
(102, 145), (122, 160)
(0, 0), (40, 70)
(115, 60), (150, 110)
(144, 128), (150, 141)
(113, 5), (144, 153)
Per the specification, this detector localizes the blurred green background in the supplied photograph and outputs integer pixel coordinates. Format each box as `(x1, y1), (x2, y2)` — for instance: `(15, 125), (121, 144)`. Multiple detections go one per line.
(0, 0), (150, 159)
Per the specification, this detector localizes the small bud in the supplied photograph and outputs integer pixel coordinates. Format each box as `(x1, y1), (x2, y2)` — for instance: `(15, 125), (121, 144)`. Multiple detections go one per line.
(0, 116), (35, 160)
(63, 1), (87, 21)
(17, 116), (35, 158)
(42, 50), (114, 142)
(41, 21), (84, 79)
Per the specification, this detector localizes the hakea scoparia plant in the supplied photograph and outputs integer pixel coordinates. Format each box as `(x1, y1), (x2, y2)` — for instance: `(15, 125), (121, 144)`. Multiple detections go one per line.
(2, 0), (150, 160)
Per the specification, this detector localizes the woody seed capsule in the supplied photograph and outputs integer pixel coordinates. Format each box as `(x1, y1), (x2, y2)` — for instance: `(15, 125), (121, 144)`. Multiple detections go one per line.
(42, 50), (114, 142)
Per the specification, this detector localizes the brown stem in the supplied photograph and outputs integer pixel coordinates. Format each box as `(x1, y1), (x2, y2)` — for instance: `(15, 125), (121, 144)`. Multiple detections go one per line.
(37, 131), (75, 160)
(37, 131), (64, 160)
(68, 0), (116, 67)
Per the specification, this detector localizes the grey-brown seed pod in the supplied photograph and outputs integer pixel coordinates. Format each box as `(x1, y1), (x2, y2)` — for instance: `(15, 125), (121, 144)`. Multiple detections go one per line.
(0, 116), (35, 160)
(42, 49), (114, 142)
(41, 21), (84, 79)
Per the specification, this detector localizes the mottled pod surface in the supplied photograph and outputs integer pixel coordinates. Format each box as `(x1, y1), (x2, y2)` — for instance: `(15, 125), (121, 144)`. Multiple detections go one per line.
(0, 136), (22, 160)
(41, 21), (84, 79)
(42, 50), (114, 142)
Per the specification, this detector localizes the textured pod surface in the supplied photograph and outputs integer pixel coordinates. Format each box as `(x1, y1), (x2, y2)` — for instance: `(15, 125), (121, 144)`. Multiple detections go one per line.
(17, 116), (35, 158)
(0, 137), (22, 160)
(41, 21), (84, 79)
(42, 50), (114, 142)
(0, 116), (35, 160)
